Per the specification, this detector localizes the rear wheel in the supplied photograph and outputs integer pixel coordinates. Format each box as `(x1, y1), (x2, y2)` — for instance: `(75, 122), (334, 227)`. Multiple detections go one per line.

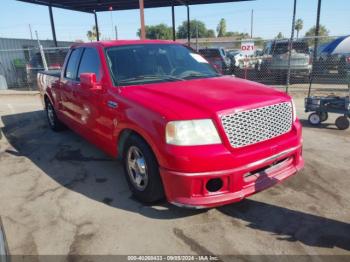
(308, 113), (321, 126)
(335, 116), (350, 130)
(319, 112), (328, 122)
(46, 100), (65, 132)
(123, 134), (165, 203)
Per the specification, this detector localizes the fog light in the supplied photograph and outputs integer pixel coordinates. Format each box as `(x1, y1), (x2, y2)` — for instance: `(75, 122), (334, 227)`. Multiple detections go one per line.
(206, 178), (223, 192)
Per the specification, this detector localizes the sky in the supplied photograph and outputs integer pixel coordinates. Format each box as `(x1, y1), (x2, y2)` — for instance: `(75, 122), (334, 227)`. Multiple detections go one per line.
(0, 0), (349, 42)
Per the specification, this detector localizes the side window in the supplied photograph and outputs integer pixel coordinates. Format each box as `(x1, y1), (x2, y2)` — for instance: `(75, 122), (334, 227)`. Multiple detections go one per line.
(65, 48), (82, 79)
(77, 48), (101, 81)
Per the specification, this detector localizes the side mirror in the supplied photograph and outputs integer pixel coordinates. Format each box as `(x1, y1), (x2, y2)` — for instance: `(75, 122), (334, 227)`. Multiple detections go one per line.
(80, 73), (102, 91)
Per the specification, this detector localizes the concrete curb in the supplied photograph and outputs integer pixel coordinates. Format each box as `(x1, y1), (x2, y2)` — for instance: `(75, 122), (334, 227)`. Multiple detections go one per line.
(0, 90), (39, 96)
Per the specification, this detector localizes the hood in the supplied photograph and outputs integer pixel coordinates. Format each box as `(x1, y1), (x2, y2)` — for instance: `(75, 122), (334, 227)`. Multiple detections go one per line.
(120, 76), (291, 120)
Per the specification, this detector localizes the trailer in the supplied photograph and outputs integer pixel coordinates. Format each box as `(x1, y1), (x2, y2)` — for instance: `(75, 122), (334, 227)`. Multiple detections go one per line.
(305, 95), (350, 130)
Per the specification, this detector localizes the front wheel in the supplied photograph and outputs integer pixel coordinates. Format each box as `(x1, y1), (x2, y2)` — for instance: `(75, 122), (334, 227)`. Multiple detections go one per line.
(308, 112), (321, 126)
(123, 135), (165, 203)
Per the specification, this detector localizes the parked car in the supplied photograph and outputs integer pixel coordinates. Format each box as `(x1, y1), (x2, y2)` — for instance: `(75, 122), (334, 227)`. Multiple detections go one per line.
(199, 48), (231, 74)
(38, 40), (304, 208)
(316, 53), (350, 77)
(26, 49), (68, 88)
(257, 40), (312, 83)
(227, 50), (245, 72)
(314, 36), (350, 77)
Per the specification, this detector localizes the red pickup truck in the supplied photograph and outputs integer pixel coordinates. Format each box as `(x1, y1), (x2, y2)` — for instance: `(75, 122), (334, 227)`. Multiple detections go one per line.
(38, 40), (304, 208)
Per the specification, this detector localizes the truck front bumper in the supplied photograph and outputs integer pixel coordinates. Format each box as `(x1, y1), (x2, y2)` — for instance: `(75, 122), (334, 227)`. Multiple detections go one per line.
(160, 145), (303, 208)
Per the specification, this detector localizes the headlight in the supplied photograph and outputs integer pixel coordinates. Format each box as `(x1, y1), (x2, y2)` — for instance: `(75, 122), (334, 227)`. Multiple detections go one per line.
(291, 99), (297, 122)
(166, 119), (221, 146)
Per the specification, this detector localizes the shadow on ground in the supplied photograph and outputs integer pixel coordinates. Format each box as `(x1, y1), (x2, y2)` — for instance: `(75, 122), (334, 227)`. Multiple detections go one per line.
(218, 199), (350, 251)
(299, 119), (339, 130)
(1, 110), (350, 251)
(0, 110), (205, 220)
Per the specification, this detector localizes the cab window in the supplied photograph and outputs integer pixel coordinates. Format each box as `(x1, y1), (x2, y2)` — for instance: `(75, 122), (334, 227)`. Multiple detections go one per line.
(64, 48), (82, 80)
(77, 48), (101, 81)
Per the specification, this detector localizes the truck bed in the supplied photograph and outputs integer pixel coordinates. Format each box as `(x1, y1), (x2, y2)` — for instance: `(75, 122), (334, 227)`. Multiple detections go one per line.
(37, 70), (61, 106)
(39, 70), (61, 78)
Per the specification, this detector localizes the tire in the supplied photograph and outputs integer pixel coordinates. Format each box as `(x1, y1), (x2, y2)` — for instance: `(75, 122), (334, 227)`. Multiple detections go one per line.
(46, 100), (65, 132)
(123, 134), (165, 203)
(319, 112), (328, 122)
(308, 112), (321, 126)
(335, 116), (350, 130)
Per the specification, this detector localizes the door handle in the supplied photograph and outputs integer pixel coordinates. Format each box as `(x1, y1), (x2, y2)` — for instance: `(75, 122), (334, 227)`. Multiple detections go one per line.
(107, 101), (118, 109)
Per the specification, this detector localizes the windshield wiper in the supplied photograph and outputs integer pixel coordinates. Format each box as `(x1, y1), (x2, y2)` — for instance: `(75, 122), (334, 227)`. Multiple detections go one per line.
(181, 73), (221, 80)
(119, 75), (184, 84)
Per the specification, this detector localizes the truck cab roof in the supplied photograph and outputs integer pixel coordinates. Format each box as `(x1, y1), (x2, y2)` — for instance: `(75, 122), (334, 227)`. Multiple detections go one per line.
(71, 40), (181, 49)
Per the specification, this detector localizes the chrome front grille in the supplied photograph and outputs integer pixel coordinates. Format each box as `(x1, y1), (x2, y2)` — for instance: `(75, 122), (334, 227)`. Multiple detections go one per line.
(221, 102), (293, 148)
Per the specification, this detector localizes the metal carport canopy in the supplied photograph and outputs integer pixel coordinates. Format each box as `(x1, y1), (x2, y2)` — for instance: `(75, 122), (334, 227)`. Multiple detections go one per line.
(17, 0), (252, 13)
(17, 0), (252, 46)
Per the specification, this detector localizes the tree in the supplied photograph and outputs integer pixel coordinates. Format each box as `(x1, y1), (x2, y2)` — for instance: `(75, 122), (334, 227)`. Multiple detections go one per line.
(225, 31), (250, 39)
(177, 20), (214, 39)
(87, 26), (100, 42)
(216, 18), (227, 37)
(305, 24), (330, 45)
(137, 24), (172, 40)
(294, 19), (303, 39)
(275, 32), (285, 39)
(207, 29), (216, 38)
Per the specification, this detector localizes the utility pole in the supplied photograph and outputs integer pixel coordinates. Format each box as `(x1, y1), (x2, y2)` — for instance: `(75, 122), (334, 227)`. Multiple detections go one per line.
(115, 26), (118, 40)
(109, 6), (114, 39)
(29, 24), (33, 40)
(250, 9), (254, 38)
(196, 25), (199, 51)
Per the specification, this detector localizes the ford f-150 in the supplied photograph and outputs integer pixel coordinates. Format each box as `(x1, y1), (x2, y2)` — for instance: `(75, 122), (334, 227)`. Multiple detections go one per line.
(38, 40), (304, 208)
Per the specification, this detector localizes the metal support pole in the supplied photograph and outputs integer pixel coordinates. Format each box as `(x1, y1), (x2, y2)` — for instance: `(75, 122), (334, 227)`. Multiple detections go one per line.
(48, 6), (57, 47)
(94, 11), (100, 41)
(308, 0), (322, 97)
(286, 0), (297, 93)
(187, 5), (190, 46)
(139, 0), (146, 39)
(172, 4), (176, 41)
(250, 9), (254, 38)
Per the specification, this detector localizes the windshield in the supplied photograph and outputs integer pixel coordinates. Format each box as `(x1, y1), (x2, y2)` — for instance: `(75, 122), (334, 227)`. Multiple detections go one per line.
(272, 42), (309, 55)
(105, 44), (220, 86)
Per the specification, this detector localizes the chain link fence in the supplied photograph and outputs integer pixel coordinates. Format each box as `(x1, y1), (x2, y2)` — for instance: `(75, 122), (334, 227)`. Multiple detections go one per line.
(0, 36), (349, 93)
(193, 35), (350, 95)
(0, 46), (69, 90)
